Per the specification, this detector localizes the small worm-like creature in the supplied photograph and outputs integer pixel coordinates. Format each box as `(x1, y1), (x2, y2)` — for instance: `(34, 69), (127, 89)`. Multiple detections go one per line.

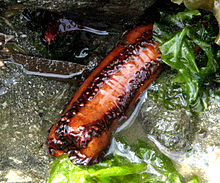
(44, 18), (108, 44)
(46, 24), (162, 165)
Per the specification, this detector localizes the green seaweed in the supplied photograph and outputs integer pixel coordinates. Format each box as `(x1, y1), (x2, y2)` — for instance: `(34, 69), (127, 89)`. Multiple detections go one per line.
(48, 140), (200, 183)
(153, 9), (219, 112)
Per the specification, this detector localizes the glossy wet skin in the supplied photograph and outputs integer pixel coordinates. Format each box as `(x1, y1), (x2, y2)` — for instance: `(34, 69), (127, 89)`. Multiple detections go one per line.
(46, 24), (162, 165)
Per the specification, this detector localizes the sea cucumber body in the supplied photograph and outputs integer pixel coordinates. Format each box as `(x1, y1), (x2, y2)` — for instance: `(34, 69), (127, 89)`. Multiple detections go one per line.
(46, 24), (162, 165)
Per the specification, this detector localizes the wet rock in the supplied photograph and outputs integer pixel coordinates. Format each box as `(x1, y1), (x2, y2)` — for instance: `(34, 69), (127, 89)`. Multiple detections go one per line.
(0, 62), (76, 182)
(1, 0), (156, 15)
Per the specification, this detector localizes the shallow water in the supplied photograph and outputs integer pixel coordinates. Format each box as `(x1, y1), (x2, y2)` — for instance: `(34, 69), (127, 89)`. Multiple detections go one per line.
(0, 50), (220, 183)
(0, 1), (219, 183)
